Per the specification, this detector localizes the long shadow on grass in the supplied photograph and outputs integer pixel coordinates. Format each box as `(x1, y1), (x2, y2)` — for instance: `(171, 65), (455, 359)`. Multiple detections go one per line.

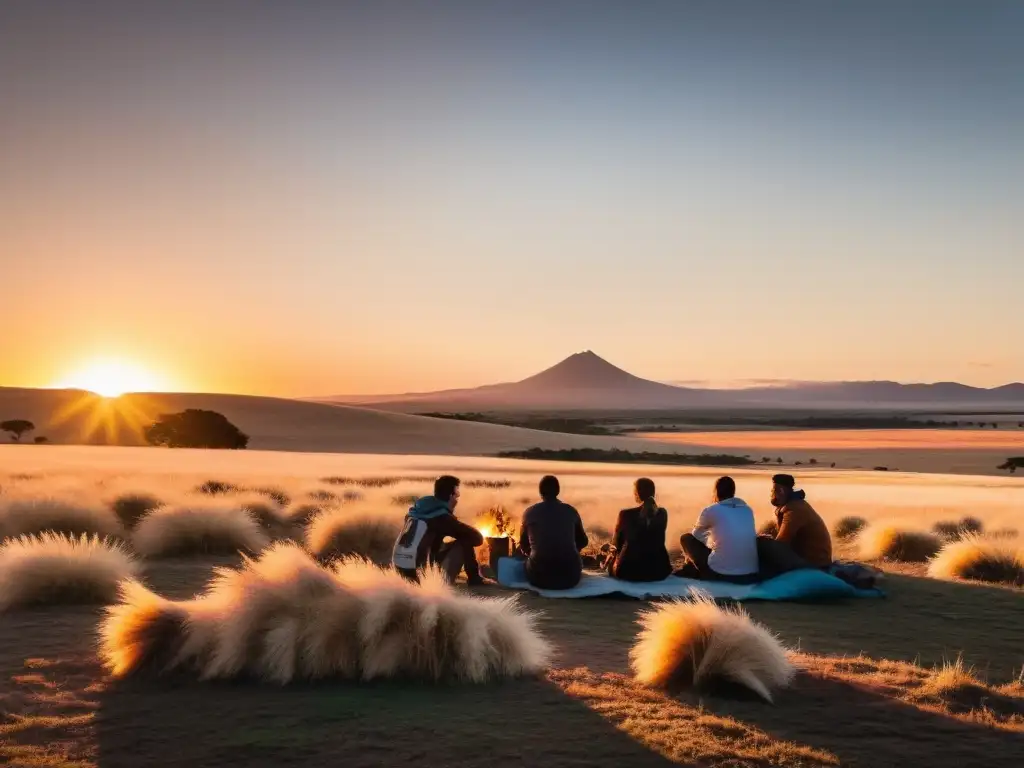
(707, 670), (1024, 766)
(95, 676), (678, 768)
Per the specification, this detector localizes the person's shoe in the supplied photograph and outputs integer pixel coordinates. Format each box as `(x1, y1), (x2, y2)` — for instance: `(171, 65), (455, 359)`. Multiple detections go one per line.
(466, 574), (489, 587)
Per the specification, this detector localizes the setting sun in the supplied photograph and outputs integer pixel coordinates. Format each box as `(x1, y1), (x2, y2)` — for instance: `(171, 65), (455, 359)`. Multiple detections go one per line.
(54, 360), (165, 398)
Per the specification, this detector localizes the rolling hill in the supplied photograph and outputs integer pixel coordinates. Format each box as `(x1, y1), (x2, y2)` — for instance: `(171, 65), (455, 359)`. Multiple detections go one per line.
(320, 351), (1024, 411)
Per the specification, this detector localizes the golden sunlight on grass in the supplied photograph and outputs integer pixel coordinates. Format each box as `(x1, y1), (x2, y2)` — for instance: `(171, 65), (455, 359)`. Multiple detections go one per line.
(54, 359), (166, 398)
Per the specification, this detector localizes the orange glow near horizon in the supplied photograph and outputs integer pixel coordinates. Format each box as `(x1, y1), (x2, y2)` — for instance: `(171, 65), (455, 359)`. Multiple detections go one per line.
(53, 359), (168, 398)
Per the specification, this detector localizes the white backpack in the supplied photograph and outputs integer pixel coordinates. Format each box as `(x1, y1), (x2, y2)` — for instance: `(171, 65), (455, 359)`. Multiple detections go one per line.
(392, 516), (428, 571)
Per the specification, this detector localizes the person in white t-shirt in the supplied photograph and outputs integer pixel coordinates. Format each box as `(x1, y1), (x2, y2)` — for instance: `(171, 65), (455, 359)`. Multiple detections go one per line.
(676, 476), (759, 583)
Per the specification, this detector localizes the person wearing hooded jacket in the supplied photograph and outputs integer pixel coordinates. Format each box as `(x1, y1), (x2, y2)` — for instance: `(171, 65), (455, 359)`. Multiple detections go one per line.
(768, 473), (832, 568)
(677, 476), (759, 583)
(392, 475), (485, 584)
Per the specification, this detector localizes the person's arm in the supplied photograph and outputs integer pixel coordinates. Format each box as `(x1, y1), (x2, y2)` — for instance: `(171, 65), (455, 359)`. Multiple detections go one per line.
(775, 507), (801, 544)
(611, 510), (627, 552)
(691, 505), (713, 545)
(517, 516), (531, 556)
(435, 514), (484, 548)
(573, 508), (588, 552)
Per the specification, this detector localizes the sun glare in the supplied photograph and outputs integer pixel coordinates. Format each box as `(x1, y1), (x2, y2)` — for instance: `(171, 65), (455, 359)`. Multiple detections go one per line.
(55, 360), (164, 398)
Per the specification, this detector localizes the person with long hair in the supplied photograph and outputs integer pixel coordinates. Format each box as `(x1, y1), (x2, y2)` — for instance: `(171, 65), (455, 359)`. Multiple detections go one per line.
(677, 476), (759, 583)
(605, 477), (672, 582)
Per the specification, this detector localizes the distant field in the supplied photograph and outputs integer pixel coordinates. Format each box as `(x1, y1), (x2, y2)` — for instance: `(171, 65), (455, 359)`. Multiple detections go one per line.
(635, 428), (1024, 476)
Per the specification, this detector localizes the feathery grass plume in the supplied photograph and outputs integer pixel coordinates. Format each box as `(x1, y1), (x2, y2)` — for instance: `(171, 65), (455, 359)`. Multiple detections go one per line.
(0, 533), (139, 611)
(833, 516), (867, 541)
(857, 524), (941, 563)
(132, 503), (269, 558)
(234, 494), (291, 539)
(195, 480), (240, 495)
(958, 516), (984, 535)
(306, 508), (400, 565)
(110, 492), (162, 530)
(933, 520), (965, 541)
(0, 497), (124, 540)
(286, 502), (323, 527)
(99, 542), (551, 683)
(249, 486), (290, 507)
(927, 535), (1024, 586)
(630, 593), (793, 703)
(757, 519), (780, 538)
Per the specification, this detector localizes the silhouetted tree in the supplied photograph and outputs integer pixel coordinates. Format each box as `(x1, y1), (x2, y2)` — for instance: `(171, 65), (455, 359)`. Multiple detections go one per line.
(809, 458), (818, 465)
(761, 456), (772, 464)
(1, 419), (35, 442)
(992, 422), (999, 429)
(998, 457), (1024, 474)
(33, 436), (49, 444)
(776, 457), (783, 464)
(144, 410), (248, 449)
(830, 462), (836, 468)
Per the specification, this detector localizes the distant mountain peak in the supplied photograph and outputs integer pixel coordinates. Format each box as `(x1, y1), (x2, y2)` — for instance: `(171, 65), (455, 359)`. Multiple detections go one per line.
(519, 351), (641, 389)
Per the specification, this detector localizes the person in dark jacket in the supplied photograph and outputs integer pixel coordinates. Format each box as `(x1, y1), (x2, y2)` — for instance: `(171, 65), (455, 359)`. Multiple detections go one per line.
(393, 475), (485, 584)
(767, 474), (832, 569)
(605, 477), (672, 582)
(518, 475), (588, 589)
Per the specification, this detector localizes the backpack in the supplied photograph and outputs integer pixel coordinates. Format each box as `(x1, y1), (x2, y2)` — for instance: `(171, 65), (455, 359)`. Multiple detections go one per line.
(392, 516), (428, 571)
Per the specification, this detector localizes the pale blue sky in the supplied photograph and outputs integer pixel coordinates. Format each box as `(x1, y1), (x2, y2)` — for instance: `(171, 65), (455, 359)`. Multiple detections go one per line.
(1, 1), (1021, 395)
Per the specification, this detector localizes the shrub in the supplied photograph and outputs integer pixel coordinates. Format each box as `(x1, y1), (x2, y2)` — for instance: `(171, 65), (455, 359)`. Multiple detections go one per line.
(0, 533), (139, 611)
(238, 497), (291, 539)
(927, 536), (1024, 586)
(958, 516), (984, 535)
(465, 479), (512, 489)
(305, 509), (400, 565)
(110, 493), (162, 530)
(758, 519), (779, 537)
(630, 594), (793, 702)
(132, 504), (269, 558)
(833, 516), (866, 541)
(0, 498), (123, 540)
(308, 489), (338, 503)
(195, 480), (240, 495)
(933, 516), (985, 542)
(99, 543), (551, 683)
(250, 487), (290, 507)
(391, 494), (420, 507)
(145, 409), (248, 449)
(858, 525), (941, 563)
(286, 503), (323, 527)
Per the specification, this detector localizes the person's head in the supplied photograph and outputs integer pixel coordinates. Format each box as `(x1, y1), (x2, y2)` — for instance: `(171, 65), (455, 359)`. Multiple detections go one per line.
(714, 476), (736, 503)
(434, 475), (461, 510)
(634, 477), (656, 504)
(539, 474), (560, 501)
(771, 474), (795, 507)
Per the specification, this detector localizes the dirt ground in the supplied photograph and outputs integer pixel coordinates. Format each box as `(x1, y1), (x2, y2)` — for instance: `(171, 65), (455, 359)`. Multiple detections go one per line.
(1, 557), (1021, 768)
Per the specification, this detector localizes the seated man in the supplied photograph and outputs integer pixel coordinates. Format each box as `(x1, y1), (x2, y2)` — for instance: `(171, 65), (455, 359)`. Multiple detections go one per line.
(393, 475), (485, 585)
(766, 473), (833, 568)
(677, 476), (759, 584)
(518, 475), (588, 590)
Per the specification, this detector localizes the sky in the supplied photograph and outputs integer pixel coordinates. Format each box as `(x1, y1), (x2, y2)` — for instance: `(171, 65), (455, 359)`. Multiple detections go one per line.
(1, 1), (1022, 397)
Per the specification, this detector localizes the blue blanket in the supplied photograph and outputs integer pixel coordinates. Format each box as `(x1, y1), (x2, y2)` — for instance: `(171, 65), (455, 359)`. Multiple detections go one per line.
(496, 558), (882, 601)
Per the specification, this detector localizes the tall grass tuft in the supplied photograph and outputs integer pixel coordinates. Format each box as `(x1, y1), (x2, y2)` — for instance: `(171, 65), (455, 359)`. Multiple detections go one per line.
(833, 516), (867, 541)
(99, 542), (551, 683)
(630, 593), (794, 703)
(858, 525), (941, 563)
(306, 508), (400, 565)
(132, 503), (269, 558)
(927, 535), (1024, 586)
(0, 533), (139, 611)
(110, 492), (162, 530)
(0, 498), (124, 541)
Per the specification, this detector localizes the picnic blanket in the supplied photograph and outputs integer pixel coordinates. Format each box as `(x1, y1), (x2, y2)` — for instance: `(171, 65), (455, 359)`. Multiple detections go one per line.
(496, 558), (883, 601)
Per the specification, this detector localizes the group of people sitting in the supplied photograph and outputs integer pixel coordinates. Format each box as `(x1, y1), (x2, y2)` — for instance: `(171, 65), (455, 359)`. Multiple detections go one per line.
(392, 471), (833, 590)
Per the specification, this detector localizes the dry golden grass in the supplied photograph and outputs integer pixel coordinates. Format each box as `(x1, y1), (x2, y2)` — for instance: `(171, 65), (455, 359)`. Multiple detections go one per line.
(305, 508), (400, 565)
(858, 524), (941, 563)
(0, 497), (124, 541)
(0, 533), (139, 611)
(927, 535), (1024, 586)
(630, 594), (794, 702)
(550, 667), (837, 766)
(757, 518), (780, 537)
(833, 515), (866, 540)
(100, 542), (551, 684)
(131, 502), (269, 558)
